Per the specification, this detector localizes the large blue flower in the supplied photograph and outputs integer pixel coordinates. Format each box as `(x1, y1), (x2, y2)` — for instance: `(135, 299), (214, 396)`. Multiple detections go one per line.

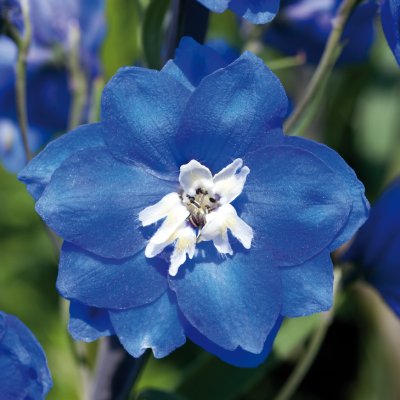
(343, 177), (400, 318)
(0, 0), (105, 172)
(18, 37), (369, 367)
(264, 0), (378, 64)
(197, 0), (280, 24)
(381, 0), (400, 67)
(0, 311), (52, 400)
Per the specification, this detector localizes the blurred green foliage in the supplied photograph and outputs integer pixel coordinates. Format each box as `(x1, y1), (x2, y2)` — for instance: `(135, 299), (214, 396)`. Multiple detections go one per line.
(1, 2), (400, 400)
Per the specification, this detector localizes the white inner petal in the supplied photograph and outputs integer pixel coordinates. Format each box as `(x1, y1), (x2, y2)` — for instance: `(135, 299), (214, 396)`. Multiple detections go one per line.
(179, 160), (214, 196)
(212, 158), (250, 205)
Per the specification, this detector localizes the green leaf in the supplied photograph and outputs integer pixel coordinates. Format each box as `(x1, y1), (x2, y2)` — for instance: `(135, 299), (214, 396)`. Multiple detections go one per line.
(101, 0), (141, 81)
(142, 0), (172, 70)
(136, 389), (188, 400)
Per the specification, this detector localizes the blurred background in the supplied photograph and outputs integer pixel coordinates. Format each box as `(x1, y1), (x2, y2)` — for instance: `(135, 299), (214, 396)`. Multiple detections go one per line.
(1, 1), (400, 399)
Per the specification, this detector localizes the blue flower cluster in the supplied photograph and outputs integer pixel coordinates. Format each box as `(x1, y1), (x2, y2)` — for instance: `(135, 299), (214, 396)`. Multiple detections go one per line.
(264, 0), (378, 64)
(19, 37), (369, 367)
(0, 0), (105, 172)
(0, 310), (52, 400)
(344, 177), (400, 318)
(197, 0), (280, 24)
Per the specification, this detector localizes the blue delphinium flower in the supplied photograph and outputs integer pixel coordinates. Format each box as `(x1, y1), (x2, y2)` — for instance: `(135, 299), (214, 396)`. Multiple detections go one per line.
(0, 0), (105, 172)
(381, 0), (400, 67)
(18, 37), (369, 367)
(197, 0), (280, 24)
(343, 177), (400, 318)
(264, 0), (378, 64)
(0, 310), (53, 400)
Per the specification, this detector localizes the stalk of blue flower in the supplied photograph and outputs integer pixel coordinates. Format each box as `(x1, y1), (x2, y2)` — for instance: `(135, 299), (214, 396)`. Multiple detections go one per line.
(18, 37), (369, 368)
(283, 0), (363, 136)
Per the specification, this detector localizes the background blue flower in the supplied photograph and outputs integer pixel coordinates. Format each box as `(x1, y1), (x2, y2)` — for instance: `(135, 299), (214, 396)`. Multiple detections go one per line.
(264, 0), (378, 64)
(0, 310), (52, 400)
(0, 0), (105, 172)
(197, 0), (280, 24)
(343, 177), (400, 318)
(381, 0), (400, 67)
(18, 37), (369, 367)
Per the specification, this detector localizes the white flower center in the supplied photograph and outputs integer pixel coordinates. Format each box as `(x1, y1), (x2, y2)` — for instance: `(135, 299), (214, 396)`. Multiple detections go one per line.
(139, 159), (253, 276)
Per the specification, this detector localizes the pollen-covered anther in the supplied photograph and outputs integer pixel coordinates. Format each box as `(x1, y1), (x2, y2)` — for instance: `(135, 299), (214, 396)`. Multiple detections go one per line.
(139, 158), (253, 275)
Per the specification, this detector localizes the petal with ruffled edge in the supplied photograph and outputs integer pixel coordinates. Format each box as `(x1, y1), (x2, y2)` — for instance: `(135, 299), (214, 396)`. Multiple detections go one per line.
(175, 51), (288, 175)
(280, 250), (334, 318)
(201, 204), (253, 252)
(57, 242), (168, 309)
(169, 241), (282, 353)
(161, 36), (227, 92)
(109, 291), (186, 359)
(68, 302), (115, 342)
(236, 145), (352, 267)
(228, 0), (280, 24)
(36, 147), (177, 259)
(283, 135), (369, 252)
(100, 67), (191, 180)
(185, 314), (284, 367)
(212, 158), (250, 205)
(18, 122), (105, 201)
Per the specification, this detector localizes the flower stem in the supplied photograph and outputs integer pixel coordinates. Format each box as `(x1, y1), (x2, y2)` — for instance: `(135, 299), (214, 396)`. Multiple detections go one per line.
(268, 52), (306, 72)
(283, 0), (360, 136)
(15, 0), (32, 162)
(272, 269), (343, 400)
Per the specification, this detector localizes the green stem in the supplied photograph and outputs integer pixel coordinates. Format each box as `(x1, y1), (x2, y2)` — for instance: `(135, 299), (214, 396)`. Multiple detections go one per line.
(15, 0), (32, 161)
(283, 0), (359, 136)
(272, 269), (343, 400)
(268, 52), (306, 72)
(67, 22), (88, 132)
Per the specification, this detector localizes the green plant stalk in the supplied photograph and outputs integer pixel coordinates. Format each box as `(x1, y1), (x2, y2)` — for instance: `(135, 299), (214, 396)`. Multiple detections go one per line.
(272, 269), (343, 400)
(15, 0), (32, 161)
(268, 52), (306, 72)
(283, 0), (359, 136)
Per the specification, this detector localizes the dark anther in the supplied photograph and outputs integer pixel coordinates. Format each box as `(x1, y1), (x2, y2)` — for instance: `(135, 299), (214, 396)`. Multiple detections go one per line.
(188, 214), (199, 228)
(209, 197), (216, 203)
(186, 195), (195, 200)
(190, 199), (201, 208)
(196, 188), (202, 194)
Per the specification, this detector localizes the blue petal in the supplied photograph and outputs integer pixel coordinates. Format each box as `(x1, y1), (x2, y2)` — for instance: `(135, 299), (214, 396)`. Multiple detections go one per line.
(343, 178), (400, 270)
(381, 0), (400, 66)
(57, 242), (168, 309)
(186, 314), (284, 367)
(175, 50), (287, 175)
(169, 241), (282, 354)
(206, 38), (240, 65)
(0, 311), (53, 400)
(100, 67), (191, 180)
(228, 0), (280, 24)
(109, 291), (186, 358)
(283, 135), (370, 252)
(161, 37), (227, 92)
(18, 123), (105, 201)
(68, 302), (115, 342)
(196, 0), (229, 13)
(236, 145), (352, 266)
(280, 250), (333, 318)
(36, 146), (177, 259)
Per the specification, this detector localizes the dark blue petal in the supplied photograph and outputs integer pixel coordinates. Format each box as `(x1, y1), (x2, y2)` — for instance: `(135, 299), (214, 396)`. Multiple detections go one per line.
(0, 311), (53, 400)
(283, 135), (370, 252)
(344, 178), (400, 269)
(381, 0), (400, 66)
(169, 241), (282, 354)
(236, 145), (352, 266)
(100, 67), (191, 180)
(18, 123), (105, 201)
(280, 250), (333, 318)
(109, 291), (186, 358)
(68, 302), (115, 342)
(57, 242), (168, 309)
(228, 0), (280, 24)
(175, 50), (287, 175)
(36, 146), (177, 259)
(186, 314), (284, 367)
(196, 0), (229, 13)
(161, 36), (227, 92)
(206, 38), (240, 65)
